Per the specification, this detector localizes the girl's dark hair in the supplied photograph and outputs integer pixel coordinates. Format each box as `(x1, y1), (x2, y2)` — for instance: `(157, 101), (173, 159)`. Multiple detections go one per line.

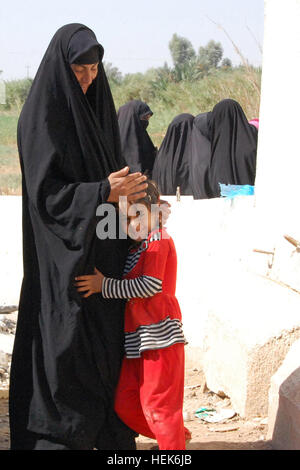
(134, 179), (165, 231)
(135, 179), (160, 209)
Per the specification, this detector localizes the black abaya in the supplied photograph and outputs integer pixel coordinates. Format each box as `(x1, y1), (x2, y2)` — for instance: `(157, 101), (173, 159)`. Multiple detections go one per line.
(189, 112), (213, 199)
(190, 99), (258, 198)
(117, 100), (157, 176)
(152, 113), (194, 195)
(9, 24), (136, 450)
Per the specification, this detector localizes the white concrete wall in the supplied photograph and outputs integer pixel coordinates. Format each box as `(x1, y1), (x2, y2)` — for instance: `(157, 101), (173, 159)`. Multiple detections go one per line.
(0, 191), (299, 418)
(2, 193), (296, 347)
(1, 193), (299, 342)
(255, 0), (300, 247)
(164, 195), (262, 347)
(267, 339), (300, 449)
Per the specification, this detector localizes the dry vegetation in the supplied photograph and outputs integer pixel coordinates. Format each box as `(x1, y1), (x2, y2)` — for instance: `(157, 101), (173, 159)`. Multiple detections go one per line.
(0, 67), (261, 194)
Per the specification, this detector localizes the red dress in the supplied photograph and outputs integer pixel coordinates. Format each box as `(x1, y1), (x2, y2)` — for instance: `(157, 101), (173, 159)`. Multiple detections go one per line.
(123, 228), (185, 358)
(103, 228), (190, 449)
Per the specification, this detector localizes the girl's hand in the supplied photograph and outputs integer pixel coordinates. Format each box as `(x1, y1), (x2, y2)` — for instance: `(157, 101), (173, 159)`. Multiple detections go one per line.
(75, 267), (104, 298)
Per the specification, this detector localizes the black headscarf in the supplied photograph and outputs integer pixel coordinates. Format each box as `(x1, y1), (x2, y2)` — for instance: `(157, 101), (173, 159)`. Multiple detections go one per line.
(67, 29), (104, 64)
(117, 100), (157, 176)
(152, 113), (194, 195)
(9, 24), (136, 450)
(190, 99), (258, 198)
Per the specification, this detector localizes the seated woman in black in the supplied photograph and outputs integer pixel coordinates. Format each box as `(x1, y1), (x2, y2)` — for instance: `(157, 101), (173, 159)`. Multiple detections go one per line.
(190, 99), (258, 199)
(152, 113), (194, 195)
(152, 100), (258, 199)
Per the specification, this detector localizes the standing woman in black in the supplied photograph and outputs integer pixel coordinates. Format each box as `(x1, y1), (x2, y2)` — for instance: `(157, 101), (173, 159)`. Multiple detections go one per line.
(117, 100), (157, 176)
(208, 99), (258, 195)
(9, 24), (147, 450)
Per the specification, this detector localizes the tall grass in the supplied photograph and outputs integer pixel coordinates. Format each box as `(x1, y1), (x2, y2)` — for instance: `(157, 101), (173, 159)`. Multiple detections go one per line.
(112, 67), (261, 147)
(1, 78), (33, 111)
(0, 67), (261, 193)
(0, 110), (20, 194)
(0, 112), (19, 145)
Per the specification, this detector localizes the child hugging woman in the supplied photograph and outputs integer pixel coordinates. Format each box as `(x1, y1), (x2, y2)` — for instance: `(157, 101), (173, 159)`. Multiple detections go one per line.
(75, 180), (191, 450)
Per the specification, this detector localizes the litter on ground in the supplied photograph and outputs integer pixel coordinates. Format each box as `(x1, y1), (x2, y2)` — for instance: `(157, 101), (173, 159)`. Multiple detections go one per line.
(195, 407), (236, 423)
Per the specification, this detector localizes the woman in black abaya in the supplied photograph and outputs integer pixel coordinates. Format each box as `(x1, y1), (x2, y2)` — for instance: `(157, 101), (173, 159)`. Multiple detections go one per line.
(9, 24), (148, 450)
(152, 113), (194, 195)
(117, 100), (157, 176)
(189, 111), (212, 199)
(190, 99), (258, 199)
(153, 100), (258, 199)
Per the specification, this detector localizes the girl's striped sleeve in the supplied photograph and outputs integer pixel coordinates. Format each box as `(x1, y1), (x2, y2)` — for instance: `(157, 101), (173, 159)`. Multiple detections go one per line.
(102, 275), (162, 299)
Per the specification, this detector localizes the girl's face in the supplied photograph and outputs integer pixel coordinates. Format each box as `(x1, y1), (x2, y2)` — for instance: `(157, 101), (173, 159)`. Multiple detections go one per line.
(127, 203), (152, 242)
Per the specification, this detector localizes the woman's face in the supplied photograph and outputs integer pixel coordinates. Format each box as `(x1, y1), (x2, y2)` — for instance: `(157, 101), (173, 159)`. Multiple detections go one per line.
(70, 63), (99, 94)
(141, 113), (152, 121)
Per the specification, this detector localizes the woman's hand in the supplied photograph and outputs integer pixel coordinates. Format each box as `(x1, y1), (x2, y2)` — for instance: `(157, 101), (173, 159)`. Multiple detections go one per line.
(75, 267), (104, 298)
(107, 166), (148, 202)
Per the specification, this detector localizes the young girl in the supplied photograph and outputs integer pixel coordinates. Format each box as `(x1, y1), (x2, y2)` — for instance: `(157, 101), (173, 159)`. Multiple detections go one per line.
(75, 181), (191, 450)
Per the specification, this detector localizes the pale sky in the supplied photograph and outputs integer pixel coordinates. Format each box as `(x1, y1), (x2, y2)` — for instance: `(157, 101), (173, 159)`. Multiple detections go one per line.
(0, 0), (264, 80)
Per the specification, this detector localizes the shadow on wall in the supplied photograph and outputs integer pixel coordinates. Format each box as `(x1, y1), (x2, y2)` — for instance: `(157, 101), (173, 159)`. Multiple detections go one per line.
(271, 367), (300, 450)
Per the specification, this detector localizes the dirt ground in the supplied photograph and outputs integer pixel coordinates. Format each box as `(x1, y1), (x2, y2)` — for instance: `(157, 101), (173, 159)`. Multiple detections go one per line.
(0, 366), (272, 451)
(0, 397), (10, 450)
(136, 367), (272, 451)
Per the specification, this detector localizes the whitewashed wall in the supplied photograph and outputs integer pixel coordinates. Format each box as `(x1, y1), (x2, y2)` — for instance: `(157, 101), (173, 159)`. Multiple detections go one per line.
(0, 194), (270, 348)
(255, 0), (300, 245)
